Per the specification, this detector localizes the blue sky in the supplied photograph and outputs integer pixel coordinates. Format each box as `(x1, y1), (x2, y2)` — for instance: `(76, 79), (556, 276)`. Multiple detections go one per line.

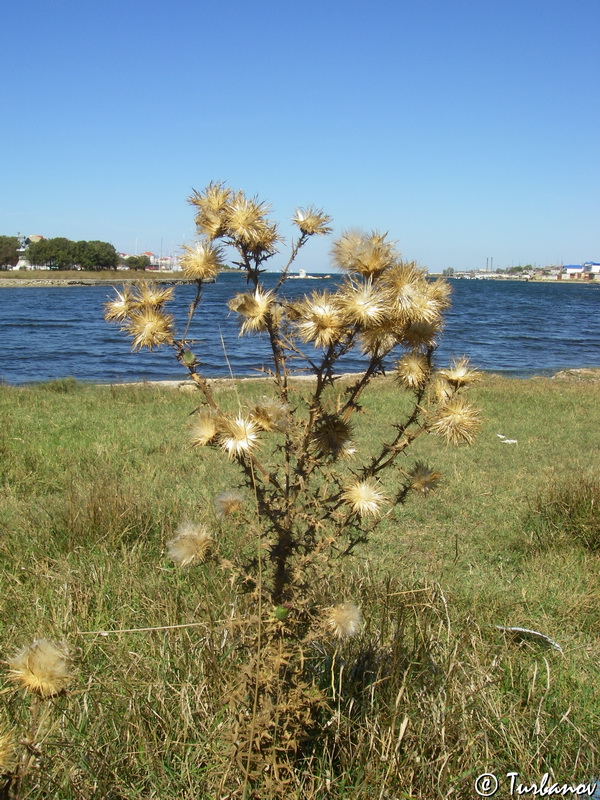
(3, 0), (598, 272)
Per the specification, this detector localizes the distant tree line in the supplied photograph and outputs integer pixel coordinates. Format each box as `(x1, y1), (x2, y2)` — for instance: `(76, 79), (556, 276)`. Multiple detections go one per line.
(0, 235), (136, 270)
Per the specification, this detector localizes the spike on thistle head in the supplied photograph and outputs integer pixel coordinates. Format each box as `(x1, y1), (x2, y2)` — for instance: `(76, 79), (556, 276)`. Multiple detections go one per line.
(431, 396), (481, 445)
(180, 241), (224, 281)
(326, 602), (363, 639)
(167, 522), (214, 567)
(292, 206), (332, 236)
(125, 309), (174, 351)
(342, 478), (387, 518)
(7, 639), (75, 698)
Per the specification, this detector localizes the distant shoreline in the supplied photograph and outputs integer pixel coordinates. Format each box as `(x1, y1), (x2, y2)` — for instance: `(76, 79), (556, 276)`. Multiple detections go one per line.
(0, 272), (598, 288)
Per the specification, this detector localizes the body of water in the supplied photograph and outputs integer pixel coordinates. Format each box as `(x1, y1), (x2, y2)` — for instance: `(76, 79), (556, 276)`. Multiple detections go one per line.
(1, 273), (599, 384)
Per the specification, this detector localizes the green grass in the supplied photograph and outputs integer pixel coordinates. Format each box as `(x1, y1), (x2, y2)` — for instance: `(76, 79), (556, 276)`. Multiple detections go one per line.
(0, 374), (598, 798)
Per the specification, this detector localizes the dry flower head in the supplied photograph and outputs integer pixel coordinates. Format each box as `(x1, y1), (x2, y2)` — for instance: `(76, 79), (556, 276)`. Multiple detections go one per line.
(342, 478), (387, 518)
(104, 286), (136, 323)
(326, 602), (363, 638)
(125, 309), (174, 351)
(408, 461), (442, 494)
(180, 241), (224, 281)
(431, 396), (481, 445)
(214, 490), (245, 517)
(228, 288), (275, 334)
(8, 639), (74, 698)
(219, 415), (261, 459)
(250, 398), (290, 432)
(292, 206), (332, 236)
(190, 409), (219, 447)
(167, 521), (214, 567)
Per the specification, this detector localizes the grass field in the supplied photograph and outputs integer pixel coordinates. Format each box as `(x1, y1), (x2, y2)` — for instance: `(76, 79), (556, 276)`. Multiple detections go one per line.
(0, 373), (598, 798)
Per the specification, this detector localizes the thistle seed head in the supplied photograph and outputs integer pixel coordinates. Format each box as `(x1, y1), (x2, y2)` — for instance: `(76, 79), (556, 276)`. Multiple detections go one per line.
(189, 182), (232, 239)
(292, 206), (332, 236)
(332, 230), (397, 277)
(337, 279), (388, 328)
(438, 357), (480, 388)
(180, 241), (224, 281)
(190, 409), (219, 447)
(395, 352), (431, 390)
(408, 461), (442, 494)
(294, 290), (347, 348)
(326, 602), (363, 639)
(167, 522), (214, 567)
(431, 396), (481, 445)
(250, 397), (290, 432)
(7, 639), (75, 698)
(342, 478), (387, 518)
(125, 309), (175, 351)
(104, 287), (136, 323)
(132, 282), (175, 311)
(218, 415), (261, 459)
(214, 490), (245, 517)
(228, 288), (275, 334)
(313, 415), (354, 459)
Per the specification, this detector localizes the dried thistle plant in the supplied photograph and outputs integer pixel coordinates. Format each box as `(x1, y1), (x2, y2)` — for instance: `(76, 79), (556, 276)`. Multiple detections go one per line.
(104, 181), (482, 791)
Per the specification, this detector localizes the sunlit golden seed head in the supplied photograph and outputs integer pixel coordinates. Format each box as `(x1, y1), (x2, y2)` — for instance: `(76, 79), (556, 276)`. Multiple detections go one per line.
(438, 357), (480, 388)
(219, 415), (261, 459)
(179, 241), (224, 281)
(225, 191), (279, 251)
(190, 409), (219, 447)
(189, 182), (232, 239)
(167, 522), (214, 567)
(408, 461), (442, 494)
(395, 352), (431, 390)
(358, 318), (402, 356)
(7, 639), (74, 698)
(312, 415), (354, 459)
(0, 723), (15, 772)
(104, 287), (136, 323)
(431, 374), (454, 404)
(228, 288), (274, 334)
(250, 397), (290, 432)
(332, 231), (397, 277)
(400, 319), (441, 350)
(214, 490), (245, 517)
(294, 290), (347, 348)
(342, 478), (387, 518)
(326, 602), (363, 639)
(337, 279), (389, 328)
(292, 206), (333, 236)
(425, 277), (452, 310)
(125, 309), (174, 351)
(131, 282), (175, 312)
(431, 396), (481, 445)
